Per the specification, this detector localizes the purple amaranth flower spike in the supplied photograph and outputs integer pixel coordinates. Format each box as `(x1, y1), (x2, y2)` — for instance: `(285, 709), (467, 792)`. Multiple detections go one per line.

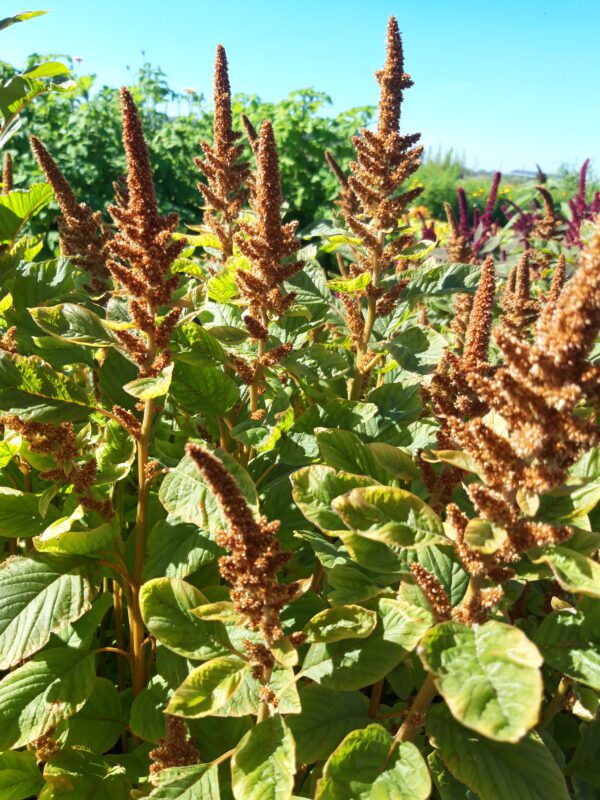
(565, 159), (600, 248)
(417, 212), (436, 241)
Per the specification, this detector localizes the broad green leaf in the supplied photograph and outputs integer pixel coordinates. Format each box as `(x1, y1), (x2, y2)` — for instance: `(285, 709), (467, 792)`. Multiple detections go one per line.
(428, 750), (478, 800)
(287, 684), (370, 763)
(40, 748), (131, 799)
(95, 420), (136, 484)
(464, 518), (507, 554)
(149, 763), (220, 799)
(316, 723), (431, 799)
(57, 676), (124, 753)
(0, 351), (95, 422)
(29, 303), (118, 347)
(326, 272), (371, 293)
(174, 322), (226, 367)
(302, 597), (432, 690)
(159, 450), (258, 530)
(365, 442), (420, 480)
(0, 429), (21, 469)
(415, 545), (469, 606)
(315, 429), (392, 483)
(387, 325), (448, 375)
(0, 647), (96, 749)
(529, 545), (600, 597)
(402, 262), (480, 299)
(0, 184), (53, 244)
(129, 675), (169, 743)
(124, 363), (174, 400)
(0, 553), (94, 669)
(167, 655), (250, 718)
(332, 485), (445, 549)
(534, 599), (600, 690)
(34, 506), (118, 558)
(231, 715), (295, 800)
(0, 750), (44, 800)
(144, 518), (221, 580)
(209, 663), (300, 718)
(55, 593), (113, 650)
(172, 363), (239, 415)
(304, 605), (377, 643)
(420, 620), (543, 741)
(291, 465), (375, 532)
(427, 705), (570, 800)
(0, 486), (61, 538)
(140, 577), (231, 660)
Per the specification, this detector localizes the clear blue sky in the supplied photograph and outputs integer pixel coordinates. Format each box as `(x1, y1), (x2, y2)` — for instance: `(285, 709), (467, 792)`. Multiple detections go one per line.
(4, 0), (600, 174)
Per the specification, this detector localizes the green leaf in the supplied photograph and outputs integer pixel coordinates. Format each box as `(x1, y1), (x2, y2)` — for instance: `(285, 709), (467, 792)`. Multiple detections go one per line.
(315, 429), (392, 482)
(29, 303), (118, 347)
(174, 322), (226, 367)
(316, 723), (431, 800)
(144, 518), (221, 580)
(326, 272), (371, 293)
(428, 750), (477, 800)
(40, 748), (131, 799)
(140, 577), (231, 660)
(0, 351), (95, 422)
(534, 599), (600, 690)
(302, 597), (432, 690)
(464, 518), (507, 554)
(149, 763), (221, 799)
(0, 750), (44, 800)
(0, 647), (96, 749)
(304, 605), (377, 643)
(291, 465), (375, 532)
(427, 705), (570, 800)
(420, 620), (543, 742)
(0, 486), (61, 538)
(332, 485), (445, 549)
(34, 507), (118, 558)
(231, 715), (295, 800)
(0, 10), (47, 31)
(365, 442), (420, 480)
(529, 545), (600, 597)
(0, 553), (94, 669)
(159, 450), (258, 530)
(0, 184), (53, 245)
(402, 262), (480, 299)
(387, 325), (448, 375)
(124, 363), (174, 399)
(287, 684), (370, 763)
(129, 675), (170, 743)
(95, 420), (136, 484)
(57, 676), (124, 754)
(172, 363), (239, 415)
(166, 655), (250, 718)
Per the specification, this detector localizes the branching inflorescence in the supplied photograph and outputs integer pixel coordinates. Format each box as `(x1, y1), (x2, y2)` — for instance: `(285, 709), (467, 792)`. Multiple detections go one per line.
(30, 136), (111, 293)
(106, 88), (185, 379)
(233, 120), (303, 413)
(327, 17), (423, 398)
(195, 45), (250, 261)
(186, 443), (298, 647)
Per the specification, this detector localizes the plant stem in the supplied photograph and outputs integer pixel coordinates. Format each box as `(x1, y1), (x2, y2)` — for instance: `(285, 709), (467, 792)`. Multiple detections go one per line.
(538, 677), (570, 731)
(368, 679), (384, 718)
(391, 673), (437, 749)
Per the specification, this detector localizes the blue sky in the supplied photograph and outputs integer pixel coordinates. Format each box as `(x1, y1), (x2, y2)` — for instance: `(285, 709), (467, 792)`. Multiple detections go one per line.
(4, 0), (599, 173)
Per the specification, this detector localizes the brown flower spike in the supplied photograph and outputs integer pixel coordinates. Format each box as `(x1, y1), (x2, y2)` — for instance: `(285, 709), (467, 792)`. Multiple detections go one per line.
(186, 443), (298, 645)
(107, 88), (185, 377)
(233, 120), (302, 407)
(195, 45), (250, 260)
(336, 17), (424, 398)
(30, 136), (111, 292)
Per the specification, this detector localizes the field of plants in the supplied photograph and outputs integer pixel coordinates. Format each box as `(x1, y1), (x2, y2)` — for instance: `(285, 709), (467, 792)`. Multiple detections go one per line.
(0, 8), (598, 800)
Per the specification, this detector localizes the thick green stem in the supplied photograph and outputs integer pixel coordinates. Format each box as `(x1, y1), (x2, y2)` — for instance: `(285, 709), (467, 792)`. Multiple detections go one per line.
(538, 677), (570, 731)
(391, 673), (437, 748)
